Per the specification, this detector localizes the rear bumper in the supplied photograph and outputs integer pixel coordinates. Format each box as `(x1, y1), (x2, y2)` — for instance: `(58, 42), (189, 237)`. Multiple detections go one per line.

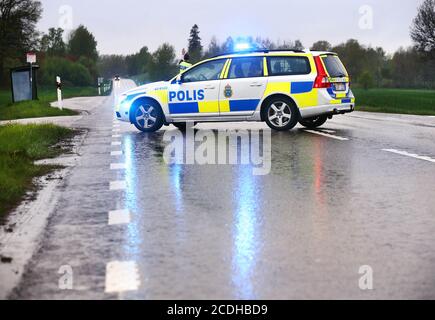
(299, 103), (355, 119)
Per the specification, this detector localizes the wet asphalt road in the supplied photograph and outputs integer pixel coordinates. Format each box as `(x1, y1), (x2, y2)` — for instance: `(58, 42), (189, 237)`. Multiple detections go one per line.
(11, 80), (435, 299)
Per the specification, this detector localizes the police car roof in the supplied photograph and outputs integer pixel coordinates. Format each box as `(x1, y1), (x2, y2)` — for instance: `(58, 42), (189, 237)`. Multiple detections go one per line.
(212, 50), (336, 59)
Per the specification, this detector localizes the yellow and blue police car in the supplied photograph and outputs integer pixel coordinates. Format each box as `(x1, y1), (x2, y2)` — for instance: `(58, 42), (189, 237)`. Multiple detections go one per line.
(115, 49), (355, 132)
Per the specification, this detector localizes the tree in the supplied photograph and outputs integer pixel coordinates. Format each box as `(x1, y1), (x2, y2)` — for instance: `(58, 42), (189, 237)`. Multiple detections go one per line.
(40, 56), (93, 86)
(98, 55), (128, 78)
(68, 25), (98, 61)
(221, 37), (234, 53)
(188, 24), (203, 63)
(294, 40), (304, 50)
(128, 46), (152, 75)
(255, 37), (276, 50)
(332, 39), (366, 79)
(275, 40), (304, 50)
(411, 0), (435, 54)
(359, 70), (374, 90)
(0, 0), (42, 86)
(203, 36), (221, 58)
(40, 28), (66, 55)
(148, 43), (177, 81)
(311, 40), (332, 51)
(391, 47), (424, 88)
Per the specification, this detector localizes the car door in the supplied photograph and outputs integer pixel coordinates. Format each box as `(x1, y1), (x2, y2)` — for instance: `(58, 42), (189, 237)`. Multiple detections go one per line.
(168, 59), (228, 118)
(219, 56), (268, 116)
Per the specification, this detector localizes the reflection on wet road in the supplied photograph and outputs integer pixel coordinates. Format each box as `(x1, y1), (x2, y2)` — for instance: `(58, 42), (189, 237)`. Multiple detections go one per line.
(115, 120), (435, 300)
(12, 80), (435, 300)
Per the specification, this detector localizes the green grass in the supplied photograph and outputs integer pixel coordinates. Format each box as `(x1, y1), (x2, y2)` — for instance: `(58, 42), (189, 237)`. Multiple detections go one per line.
(0, 100), (77, 121)
(0, 124), (74, 218)
(0, 86), (98, 121)
(354, 88), (435, 116)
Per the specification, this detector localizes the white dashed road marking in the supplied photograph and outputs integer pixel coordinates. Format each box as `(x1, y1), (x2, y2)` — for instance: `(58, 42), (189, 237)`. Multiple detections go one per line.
(113, 129), (121, 133)
(110, 181), (127, 191)
(304, 130), (349, 141)
(105, 261), (140, 293)
(383, 149), (435, 163)
(108, 209), (131, 225)
(318, 129), (336, 134)
(111, 141), (122, 146)
(111, 151), (123, 156)
(112, 134), (121, 138)
(110, 163), (127, 170)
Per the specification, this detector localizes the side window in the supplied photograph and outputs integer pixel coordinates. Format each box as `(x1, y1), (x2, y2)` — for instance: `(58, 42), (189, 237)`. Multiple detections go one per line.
(182, 59), (226, 83)
(267, 56), (311, 76)
(228, 57), (264, 79)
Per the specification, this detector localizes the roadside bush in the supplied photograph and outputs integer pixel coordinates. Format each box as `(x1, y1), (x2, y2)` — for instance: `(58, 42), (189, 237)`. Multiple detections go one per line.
(40, 57), (93, 87)
(358, 71), (375, 90)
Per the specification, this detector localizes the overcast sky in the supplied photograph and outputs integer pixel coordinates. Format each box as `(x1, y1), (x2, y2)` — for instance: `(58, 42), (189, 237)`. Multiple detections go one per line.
(37, 0), (424, 56)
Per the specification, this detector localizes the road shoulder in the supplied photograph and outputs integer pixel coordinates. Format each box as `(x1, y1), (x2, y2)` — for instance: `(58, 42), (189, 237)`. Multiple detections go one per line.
(0, 129), (87, 299)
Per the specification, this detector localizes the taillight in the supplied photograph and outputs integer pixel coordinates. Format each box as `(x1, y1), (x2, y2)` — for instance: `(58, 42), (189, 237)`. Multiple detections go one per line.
(313, 56), (331, 88)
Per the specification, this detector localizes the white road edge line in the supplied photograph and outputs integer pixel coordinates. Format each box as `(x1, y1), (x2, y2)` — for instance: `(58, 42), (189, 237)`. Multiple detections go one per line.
(105, 261), (140, 293)
(108, 209), (131, 225)
(304, 130), (349, 141)
(382, 149), (435, 163)
(111, 163), (127, 170)
(110, 181), (127, 191)
(111, 151), (123, 156)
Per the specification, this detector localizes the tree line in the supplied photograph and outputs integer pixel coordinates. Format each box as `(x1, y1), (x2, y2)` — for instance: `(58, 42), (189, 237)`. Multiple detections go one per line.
(99, 0), (435, 89)
(1, 0), (435, 89)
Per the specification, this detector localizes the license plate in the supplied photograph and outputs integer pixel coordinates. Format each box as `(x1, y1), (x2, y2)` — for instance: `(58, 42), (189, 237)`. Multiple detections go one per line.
(334, 83), (346, 91)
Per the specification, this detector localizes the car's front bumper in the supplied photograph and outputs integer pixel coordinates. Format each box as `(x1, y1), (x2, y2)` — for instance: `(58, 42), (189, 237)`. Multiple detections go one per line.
(115, 101), (131, 122)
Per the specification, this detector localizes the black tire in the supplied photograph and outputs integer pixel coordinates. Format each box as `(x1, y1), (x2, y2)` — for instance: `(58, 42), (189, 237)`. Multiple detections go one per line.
(263, 97), (299, 131)
(131, 100), (164, 133)
(299, 115), (328, 129)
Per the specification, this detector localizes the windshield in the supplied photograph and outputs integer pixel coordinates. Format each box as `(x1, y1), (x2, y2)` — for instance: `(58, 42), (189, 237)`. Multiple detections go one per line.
(322, 55), (348, 78)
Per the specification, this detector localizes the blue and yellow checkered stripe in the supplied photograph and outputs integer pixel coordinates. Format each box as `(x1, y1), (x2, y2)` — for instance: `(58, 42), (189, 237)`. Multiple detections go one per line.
(169, 99), (261, 114)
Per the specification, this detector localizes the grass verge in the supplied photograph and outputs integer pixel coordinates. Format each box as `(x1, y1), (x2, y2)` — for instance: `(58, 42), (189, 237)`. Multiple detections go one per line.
(0, 124), (75, 219)
(354, 88), (435, 116)
(0, 86), (98, 121)
(0, 100), (77, 121)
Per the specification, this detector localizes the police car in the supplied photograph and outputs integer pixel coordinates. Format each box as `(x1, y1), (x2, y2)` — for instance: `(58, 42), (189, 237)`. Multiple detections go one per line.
(115, 50), (355, 132)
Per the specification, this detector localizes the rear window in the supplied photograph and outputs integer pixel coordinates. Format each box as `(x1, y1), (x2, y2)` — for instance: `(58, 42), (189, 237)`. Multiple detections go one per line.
(267, 56), (311, 76)
(321, 55), (348, 77)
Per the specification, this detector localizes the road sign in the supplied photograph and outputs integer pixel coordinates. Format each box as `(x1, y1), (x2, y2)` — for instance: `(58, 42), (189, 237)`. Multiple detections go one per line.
(26, 52), (37, 64)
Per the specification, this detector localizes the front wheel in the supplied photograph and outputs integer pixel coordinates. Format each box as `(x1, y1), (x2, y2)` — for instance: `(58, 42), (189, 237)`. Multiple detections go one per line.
(132, 100), (164, 133)
(299, 115), (328, 129)
(264, 98), (299, 131)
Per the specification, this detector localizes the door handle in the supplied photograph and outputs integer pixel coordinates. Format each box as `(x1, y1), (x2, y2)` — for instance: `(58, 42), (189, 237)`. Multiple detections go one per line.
(250, 82), (263, 87)
(204, 85), (215, 90)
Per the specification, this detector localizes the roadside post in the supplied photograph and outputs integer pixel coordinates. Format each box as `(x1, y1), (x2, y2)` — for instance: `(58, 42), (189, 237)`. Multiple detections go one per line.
(98, 77), (104, 95)
(26, 52), (36, 98)
(56, 76), (63, 110)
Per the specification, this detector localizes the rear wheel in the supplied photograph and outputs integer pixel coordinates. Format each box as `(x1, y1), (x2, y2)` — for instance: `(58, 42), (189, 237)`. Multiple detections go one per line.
(132, 100), (164, 132)
(263, 98), (299, 131)
(299, 115), (328, 129)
